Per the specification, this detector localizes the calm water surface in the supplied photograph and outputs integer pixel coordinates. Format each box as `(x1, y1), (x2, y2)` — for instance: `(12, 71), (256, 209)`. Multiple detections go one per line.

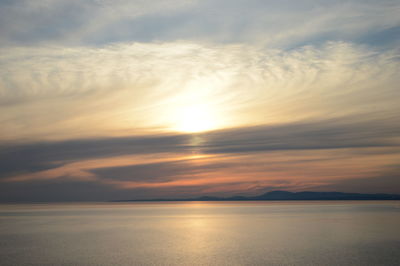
(1, 201), (400, 266)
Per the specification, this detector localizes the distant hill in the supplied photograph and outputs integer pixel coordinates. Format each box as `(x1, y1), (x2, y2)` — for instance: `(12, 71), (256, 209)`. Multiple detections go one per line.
(115, 190), (400, 202)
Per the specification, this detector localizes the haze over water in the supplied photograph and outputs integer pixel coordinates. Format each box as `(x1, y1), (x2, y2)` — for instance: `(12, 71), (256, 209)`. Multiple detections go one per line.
(1, 201), (400, 266)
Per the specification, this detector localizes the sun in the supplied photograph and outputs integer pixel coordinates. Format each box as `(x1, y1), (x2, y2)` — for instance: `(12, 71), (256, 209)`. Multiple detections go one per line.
(176, 104), (217, 133)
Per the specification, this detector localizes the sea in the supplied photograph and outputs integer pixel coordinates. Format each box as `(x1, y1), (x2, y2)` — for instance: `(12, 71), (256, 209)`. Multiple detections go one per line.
(1, 201), (399, 266)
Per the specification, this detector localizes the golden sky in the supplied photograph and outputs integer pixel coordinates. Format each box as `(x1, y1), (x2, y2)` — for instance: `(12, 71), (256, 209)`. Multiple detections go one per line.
(0, 0), (400, 201)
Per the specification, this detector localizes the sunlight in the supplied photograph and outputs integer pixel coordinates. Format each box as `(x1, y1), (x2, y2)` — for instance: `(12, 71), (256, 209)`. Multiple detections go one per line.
(176, 104), (217, 133)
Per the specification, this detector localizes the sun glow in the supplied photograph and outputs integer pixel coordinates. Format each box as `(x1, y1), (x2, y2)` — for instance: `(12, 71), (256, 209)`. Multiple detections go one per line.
(163, 74), (230, 133)
(176, 104), (217, 133)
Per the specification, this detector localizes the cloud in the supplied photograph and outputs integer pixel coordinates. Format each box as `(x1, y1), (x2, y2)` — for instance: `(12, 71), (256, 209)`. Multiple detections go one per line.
(202, 115), (400, 154)
(89, 160), (231, 183)
(0, 0), (399, 47)
(1, 115), (399, 179)
(1, 115), (399, 200)
(1, 1), (399, 201)
(0, 0), (198, 46)
(0, 176), (300, 202)
(311, 165), (400, 194)
(0, 178), (125, 202)
(1, 41), (399, 142)
(0, 134), (189, 179)
(2, 141), (398, 201)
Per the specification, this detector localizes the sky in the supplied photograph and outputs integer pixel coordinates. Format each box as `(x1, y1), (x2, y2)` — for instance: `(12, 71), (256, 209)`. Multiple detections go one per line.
(0, 0), (400, 201)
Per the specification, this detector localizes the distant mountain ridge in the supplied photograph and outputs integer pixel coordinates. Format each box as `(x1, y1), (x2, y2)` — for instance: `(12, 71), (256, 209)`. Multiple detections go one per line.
(116, 190), (400, 202)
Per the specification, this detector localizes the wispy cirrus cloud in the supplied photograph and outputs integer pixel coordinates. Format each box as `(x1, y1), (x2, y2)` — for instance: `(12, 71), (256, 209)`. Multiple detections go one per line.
(1, 41), (399, 142)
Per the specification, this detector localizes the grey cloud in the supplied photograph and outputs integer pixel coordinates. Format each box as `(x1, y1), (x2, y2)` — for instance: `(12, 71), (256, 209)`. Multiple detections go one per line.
(0, 0), (196, 46)
(1, 115), (399, 179)
(311, 165), (400, 194)
(0, 178), (130, 202)
(0, 175), (300, 202)
(90, 160), (230, 183)
(0, 134), (189, 178)
(0, 0), (399, 48)
(201, 116), (400, 154)
(1, 115), (399, 202)
(0, 0), (92, 45)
